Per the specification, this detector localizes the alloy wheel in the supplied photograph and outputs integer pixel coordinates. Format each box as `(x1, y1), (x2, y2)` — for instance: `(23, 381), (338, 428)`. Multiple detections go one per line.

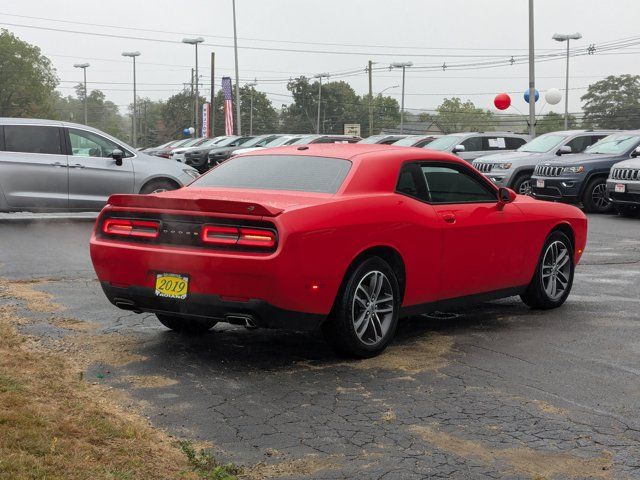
(541, 240), (571, 301)
(591, 183), (609, 210)
(518, 179), (532, 195)
(351, 270), (394, 346)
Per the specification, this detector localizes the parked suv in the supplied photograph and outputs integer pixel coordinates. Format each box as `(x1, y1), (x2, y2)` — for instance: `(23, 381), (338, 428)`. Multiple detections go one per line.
(0, 118), (199, 212)
(473, 130), (613, 194)
(531, 132), (640, 213)
(426, 132), (530, 162)
(606, 150), (640, 216)
(184, 136), (250, 173)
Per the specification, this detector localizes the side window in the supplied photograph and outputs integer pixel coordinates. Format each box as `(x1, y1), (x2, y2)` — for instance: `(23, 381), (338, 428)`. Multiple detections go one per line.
(422, 165), (496, 203)
(68, 128), (131, 158)
(483, 136), (507, 151)
(461, 136), (483, 152)
(564, 136), (591, 153)
(4, 125), (63, 155)
(313, 137), (335, 144)
(396, 163), (428, 201)
(505, 137), (527, 149)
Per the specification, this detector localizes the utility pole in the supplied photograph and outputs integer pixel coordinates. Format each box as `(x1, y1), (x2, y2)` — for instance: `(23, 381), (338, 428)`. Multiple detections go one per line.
(210, 51), (215, 137)
(73, 63), (90, 125)
(368, 60), (373, 136)
(122, 51), (141, 147)
(528, 0), (536, 137)
(390, 62), (412, 134)
(232, 0), (242, 135)
(314, 73), (330, 134)
(245, 79), (257, 135)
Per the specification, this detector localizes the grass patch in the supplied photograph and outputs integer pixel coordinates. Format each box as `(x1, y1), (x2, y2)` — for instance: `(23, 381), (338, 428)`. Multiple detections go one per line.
(178, 441), (241, 480)
(0, 302), (235, 480)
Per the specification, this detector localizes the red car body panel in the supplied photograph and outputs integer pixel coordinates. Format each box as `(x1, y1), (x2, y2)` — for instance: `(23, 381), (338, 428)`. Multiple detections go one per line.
(90, 144), (587, 328)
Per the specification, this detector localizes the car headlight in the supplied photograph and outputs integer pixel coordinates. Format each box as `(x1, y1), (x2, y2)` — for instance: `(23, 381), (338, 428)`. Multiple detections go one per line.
(496, 163), (512, 170)
(562, 166), (584, 174)
(182, 168), (199, 179)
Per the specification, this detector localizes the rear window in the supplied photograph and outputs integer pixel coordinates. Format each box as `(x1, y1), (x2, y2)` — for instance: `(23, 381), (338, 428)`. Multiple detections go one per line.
(3, 125), (63, 154)
(190, 155), (352, 193)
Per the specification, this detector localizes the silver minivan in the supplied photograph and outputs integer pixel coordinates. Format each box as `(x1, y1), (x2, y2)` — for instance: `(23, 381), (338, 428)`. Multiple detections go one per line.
(0, 118), (199, 212)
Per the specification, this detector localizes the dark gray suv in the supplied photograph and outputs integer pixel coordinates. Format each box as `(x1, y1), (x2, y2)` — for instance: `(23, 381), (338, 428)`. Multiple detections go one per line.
(531, 132), (640, 213)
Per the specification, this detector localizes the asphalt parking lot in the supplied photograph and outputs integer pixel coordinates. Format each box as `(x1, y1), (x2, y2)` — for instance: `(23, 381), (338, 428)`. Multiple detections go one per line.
(1, 214), (639, 479)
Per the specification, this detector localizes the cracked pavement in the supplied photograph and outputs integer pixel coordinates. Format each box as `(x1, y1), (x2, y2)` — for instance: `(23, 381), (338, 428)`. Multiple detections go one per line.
(1, 214), (639, 479)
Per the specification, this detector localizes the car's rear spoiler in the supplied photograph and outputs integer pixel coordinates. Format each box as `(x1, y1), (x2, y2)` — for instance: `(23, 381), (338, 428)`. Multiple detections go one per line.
(106, 194), (284, 217)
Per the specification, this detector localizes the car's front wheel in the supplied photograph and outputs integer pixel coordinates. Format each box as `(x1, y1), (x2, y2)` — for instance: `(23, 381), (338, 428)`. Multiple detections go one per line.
(512, 173), (533, 195)
(582, 177), (613, 213)
(156, 313), (217, 333)
(140, 179), (179, 194)
(521, 230), (574, 309)
(323, 257), (400, 358)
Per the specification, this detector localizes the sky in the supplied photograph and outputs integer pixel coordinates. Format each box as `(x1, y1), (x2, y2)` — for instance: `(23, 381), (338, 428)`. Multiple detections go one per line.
(1, 0), (639, 118)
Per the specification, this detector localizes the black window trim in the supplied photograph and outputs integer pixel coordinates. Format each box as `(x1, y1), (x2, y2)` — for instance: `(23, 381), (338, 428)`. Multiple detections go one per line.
(395, 160), (498, 206)
(0, 125), (4, 151)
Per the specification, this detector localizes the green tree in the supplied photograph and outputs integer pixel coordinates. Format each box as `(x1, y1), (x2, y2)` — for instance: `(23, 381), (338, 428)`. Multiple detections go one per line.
(360, 94), (401, 135)
(280, 77), (362, 134)
(161, 90), (206, 139)
(435, 97), (495, 133)
(581, 74), (640, 129)
(239, 85), (278, 134)
(0, 29), (58, 118)
(536, 111), (578, 134)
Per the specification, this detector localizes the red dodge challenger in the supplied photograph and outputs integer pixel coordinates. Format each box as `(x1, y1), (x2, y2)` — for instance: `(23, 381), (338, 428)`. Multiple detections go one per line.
(90, 144), (587, 357)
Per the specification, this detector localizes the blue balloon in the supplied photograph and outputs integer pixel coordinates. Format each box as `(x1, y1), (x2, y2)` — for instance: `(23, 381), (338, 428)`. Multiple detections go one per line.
(524, 89), (539, 103)
(182, 128), (191, 135)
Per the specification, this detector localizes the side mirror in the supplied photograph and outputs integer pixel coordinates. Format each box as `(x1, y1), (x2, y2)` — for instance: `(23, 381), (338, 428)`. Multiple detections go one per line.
(452, 144), (466, 153)
(112, 149), (123, 166)
(632, 146), (640, 158)
(556, 145), (572, 155)
(497, 187), (517, 208)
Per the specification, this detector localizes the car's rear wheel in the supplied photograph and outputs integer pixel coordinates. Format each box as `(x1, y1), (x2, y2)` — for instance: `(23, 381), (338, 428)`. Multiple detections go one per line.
(156, 313), (217, 333)
(521, 231), (574, 309)
(512, 173), (533, 195)
(582, 177), (613, 213)
(140, 179), (179, 194)
(323, 257), (400, 358)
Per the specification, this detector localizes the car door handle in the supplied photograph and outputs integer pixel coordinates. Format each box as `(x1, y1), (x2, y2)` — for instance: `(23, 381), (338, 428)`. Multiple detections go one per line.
(440, 213), (456, 224)
(69, 163), (85, 169)
(50, 161), (66, 167)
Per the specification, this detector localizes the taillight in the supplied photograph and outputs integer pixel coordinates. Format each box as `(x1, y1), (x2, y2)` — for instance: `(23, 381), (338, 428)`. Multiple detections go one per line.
(201, 225), (276, 249)
(102, 218), (160, 239)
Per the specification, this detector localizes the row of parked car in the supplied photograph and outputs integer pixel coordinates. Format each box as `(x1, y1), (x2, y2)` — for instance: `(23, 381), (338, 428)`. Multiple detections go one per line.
(145, 128), (640, 217)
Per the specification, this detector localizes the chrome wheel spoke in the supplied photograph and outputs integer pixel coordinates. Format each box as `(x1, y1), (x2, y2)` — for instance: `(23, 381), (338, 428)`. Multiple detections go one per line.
(374, 294), (393, 305)
(356, 315), (370, 337)
(351, 270), (395, 346)
(370, 313), (383, 341)
(375, 306), (394, 314)
(541, 240), (572, 301)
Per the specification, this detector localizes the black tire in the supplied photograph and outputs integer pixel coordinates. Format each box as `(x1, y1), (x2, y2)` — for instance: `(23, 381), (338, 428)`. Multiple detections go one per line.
(521, 230), (574, 310)
(616, 205), (639, 218)
(582, 177), (613, 213)
(140, 179), (179, 195)
(156, 313), (217, 333)
(511, 172), (533, 196)
(322, 256), (400, 358)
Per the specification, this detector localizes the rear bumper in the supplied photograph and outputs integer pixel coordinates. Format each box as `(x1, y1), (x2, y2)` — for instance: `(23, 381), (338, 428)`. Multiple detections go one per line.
(101, 282), (324, 331)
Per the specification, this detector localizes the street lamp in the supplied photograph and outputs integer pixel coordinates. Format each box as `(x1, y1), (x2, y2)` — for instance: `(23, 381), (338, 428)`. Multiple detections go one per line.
(553, 32), (582, 129)
(377, 85), (399, 96)
(122, 51), (141, 147)
(73, 63), (90, 125)
(314, 73), (330, 134)
(390, 62), (412, 134)
(231, 0), (242, 135)
(245, 80), (257, 135)
(182, 37), (204, 137)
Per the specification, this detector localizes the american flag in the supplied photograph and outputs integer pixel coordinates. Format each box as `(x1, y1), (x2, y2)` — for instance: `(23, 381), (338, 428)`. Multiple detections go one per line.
(221, 76), (234, 135)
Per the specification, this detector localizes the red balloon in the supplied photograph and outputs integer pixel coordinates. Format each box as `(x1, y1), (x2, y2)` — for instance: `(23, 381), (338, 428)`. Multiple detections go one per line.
(494, 93), (511, 110)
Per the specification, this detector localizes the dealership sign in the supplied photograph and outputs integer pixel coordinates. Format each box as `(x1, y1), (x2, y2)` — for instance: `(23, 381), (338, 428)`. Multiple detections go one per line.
(344, 123), (361, 136)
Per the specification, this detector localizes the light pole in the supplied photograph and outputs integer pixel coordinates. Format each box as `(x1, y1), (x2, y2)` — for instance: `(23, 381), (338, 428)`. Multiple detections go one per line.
(245, 80), (257, 135)
(122, 51), (141, 147)
(377, 85), (399, 96)
(528, 0), (535, 137)
(553, 32), (582, 130)
(232, 0), (242, 135)
(182, 37), (204, 137)
(73, 63), (90, 125)
(314, 73), (330, 134)
(390, 62), (412, 133)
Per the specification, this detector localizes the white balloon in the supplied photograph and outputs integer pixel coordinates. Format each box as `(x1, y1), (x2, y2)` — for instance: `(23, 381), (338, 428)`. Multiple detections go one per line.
(188, 127), (196, 134)
(545, 88), (562, 105)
